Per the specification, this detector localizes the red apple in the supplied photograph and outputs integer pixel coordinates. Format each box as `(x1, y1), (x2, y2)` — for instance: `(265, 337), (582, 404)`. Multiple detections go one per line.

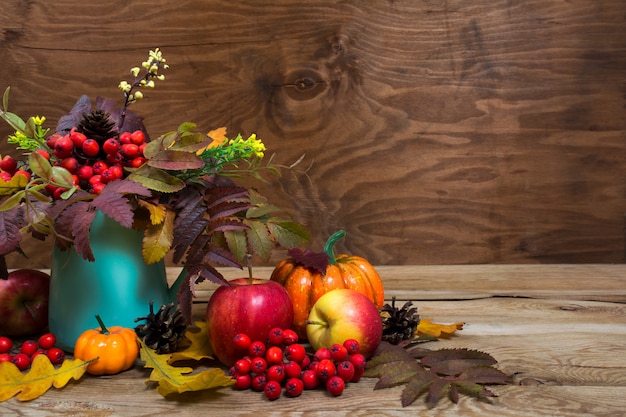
(306, 289), (383, 358)
(0, 269), (50, 337)
(206, 278), (294, 366)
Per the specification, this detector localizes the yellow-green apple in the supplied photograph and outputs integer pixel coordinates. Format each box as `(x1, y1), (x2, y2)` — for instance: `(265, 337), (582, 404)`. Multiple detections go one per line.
(206, 278), (294, 366)
(306, 289), (382, 358)
(0, 269), (50, 337)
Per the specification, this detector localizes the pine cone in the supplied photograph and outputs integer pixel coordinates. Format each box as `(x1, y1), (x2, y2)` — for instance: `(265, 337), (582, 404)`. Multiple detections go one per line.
(135, 301), (188, 354)
(380, 297), (420, 344)
(76, 109), (117, 143)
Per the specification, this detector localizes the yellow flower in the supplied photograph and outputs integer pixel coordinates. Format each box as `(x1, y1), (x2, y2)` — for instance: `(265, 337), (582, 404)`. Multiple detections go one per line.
(33, 116), (46, 125)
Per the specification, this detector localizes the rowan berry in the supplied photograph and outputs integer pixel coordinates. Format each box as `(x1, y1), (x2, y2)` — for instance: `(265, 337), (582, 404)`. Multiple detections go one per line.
(248, 340), (266, 358)
(82, 139), (100, 157)
(343, 339), (360, 354)
(326, 375), (345, 396)
(251, 374), (267, 391)
(12, 353), (31, 371)
(284, 343), (306, 363)
(250, 356), (268, 374)
(20, 340), (38, 356)
(314, 347), (332, 361)
(264, 380), (282, 400)
(37, 333), (57, 350)
(103, 138), (120, 155)
(284, 377), (304, 397)
(267, 327), (284, 346)
(31, 349), (48, 360)
(70, 130), (87, 148)
(329, 343), (348, 362)
(119, 131), (132, 144)
(316, 359), (336, 381)
(0, 336), (12, 353)
(77, 165), (94, 181)
(336, 360), (355, 382)
(265, 346), (283, 365)
(54, 136), (74, 158)
(233, 373), (252, 390)
(234, 358), (251, 375)
(130, 130), (146, 145)
(130, 157), (147, 168)
(120, 143), (140, 159)
(266, 364), (285, 383)
(92, 161), (109, 175)
(0, 353), (11, 364)
(232, 333), (251, 351)
(13, 169), (31, 181)
(282, 329), (298, 345)
(349, 353), (366, 370)
(301, 369), (319, 390)
(283, 360), (302, 379)
(0, 155), (17, 174)
(351, 367), (365, 382)
(47, 347), (65, 365)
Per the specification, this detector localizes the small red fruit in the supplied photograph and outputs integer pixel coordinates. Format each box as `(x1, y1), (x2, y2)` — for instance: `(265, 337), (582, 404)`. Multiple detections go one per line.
(0, 336), (12, 353)
(54, 136), (74, 158)
(234, 358), (251, 375)
(284, 343), (307, 363)
(0, 155), (17, 174)
(265, 346), (283, 365)
(316, 359), (336, 381)
(250, 356), (268, 374)
(326, 375), (345, 396)
(38, 333), (57, 350)
(0, 353), (12, 364)
(232, 333), (252, 350)
(263, 380), (282, 401)
(100, 169), (117, 184)
(47, 347), (65, 365)
(233, 373), (252, 390)
(283, 360), (302, 379)
(36, 149), (50, 160)
(12, 353), (31, 371)
(31, 349), (48, 360)
(108, 164), (124, 180)
(282, 329), (298, 345)
(301, 369), (319, 390)
(120, 143), (140, 159)
(248, 341), (266, 358)
(119, 131), (132, 144)
(107, 152), (124, 165)
(314, 347), (332, 362)
(349, 353), (367, 370)
(130, 157), (147, 168)
(13, 170), (31, 182)
(266, 364), (285, 383)
(336, 360), (355, 382)
(343, 339), (360, 355)
(130, 130), (146, 145)
(267, 327), (284, 346)
(82, 139), (100, 157)
(251, 374), (267, 391)
(20, 340), (38, 356)
(284, 377), (304, 397)
(77, 165), (94, 181)
(70, 130), (87, 148)
(90, 182), (106, 195)
(330, 343), (349, 362)
(351, 367), (365, 382)
(102, 138), (120, 155)
(92, 161), (109, 175)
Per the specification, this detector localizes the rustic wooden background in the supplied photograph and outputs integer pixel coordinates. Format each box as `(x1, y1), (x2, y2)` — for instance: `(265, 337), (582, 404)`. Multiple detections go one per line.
(1, 0), (624, 269)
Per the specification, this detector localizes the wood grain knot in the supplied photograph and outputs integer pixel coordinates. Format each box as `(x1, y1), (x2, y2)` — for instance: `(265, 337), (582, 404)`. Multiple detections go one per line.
(283, 69), (327, 101)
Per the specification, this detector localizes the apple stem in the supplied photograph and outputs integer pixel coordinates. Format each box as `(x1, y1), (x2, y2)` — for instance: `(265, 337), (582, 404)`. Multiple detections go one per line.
(323, 230), (346, 265)
(306, 319), (329, 327)
(95, 314), (110, 335)
(0, 255), (7, 280)
(246, 253), (253, 284)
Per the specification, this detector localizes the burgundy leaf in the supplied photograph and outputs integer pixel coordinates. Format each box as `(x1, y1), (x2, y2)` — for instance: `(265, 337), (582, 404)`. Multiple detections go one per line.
(71, 205), (98, 261)
(0, 205), (24, 255)
(287, 247), (329, 274)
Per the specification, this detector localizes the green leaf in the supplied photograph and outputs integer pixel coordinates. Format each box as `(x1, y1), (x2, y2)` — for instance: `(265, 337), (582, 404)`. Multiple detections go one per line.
(223, 229), (249, 262)
(127, 165), (185, 193)
(28, 152), (52, 181)
(267, 221), (311, 249)
(2, 86), (9, 111)
(0, 110), (26, 134)
(50, 166), (75, 188)
(244, 220), (272, 261)
(142, 210), (175, 264)
(246, 204), (284, 219)
(177, 122), (197, 133)
(147, 150), (204, 171)
(0, 190), (25, 211)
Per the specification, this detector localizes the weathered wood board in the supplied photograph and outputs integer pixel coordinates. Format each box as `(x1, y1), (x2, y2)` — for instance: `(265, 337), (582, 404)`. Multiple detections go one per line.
(1, 1), (624, 268)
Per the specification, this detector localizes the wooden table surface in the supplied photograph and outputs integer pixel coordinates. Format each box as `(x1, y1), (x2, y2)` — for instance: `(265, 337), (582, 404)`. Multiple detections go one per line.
(2, 265), (625, 417)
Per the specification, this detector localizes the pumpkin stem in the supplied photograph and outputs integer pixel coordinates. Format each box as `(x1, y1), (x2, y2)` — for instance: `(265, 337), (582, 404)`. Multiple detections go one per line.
(323, 230), (346, 265)
(95, 314), (110, 335)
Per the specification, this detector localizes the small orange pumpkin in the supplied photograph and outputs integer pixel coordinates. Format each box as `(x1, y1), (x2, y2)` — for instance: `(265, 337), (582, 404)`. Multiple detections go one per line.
(270, 230), (384, 340)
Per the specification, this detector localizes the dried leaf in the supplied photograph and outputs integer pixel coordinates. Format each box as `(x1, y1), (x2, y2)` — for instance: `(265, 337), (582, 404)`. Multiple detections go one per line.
(147, 150), (204, 170)
(142, 209), (175, 264)
(417, 319), (464, 338)
(168, 321), (214, 363)
(0, 173), (28, 196)
(127, 165), (185, 193)
(0, 355), (96, 402)
(286, 247), (329, 275)
(140, 339), (234, 397)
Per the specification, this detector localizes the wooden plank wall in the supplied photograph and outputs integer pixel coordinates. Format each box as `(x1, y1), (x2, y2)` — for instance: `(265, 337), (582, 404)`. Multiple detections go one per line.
(1, 0), (624, 269)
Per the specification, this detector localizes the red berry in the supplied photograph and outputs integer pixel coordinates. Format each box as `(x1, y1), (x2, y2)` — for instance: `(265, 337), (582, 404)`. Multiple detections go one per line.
(283, 360), (302, 379)
(0, 155), (17, 174)
(284, 377), (304, 398)
(107, 151), (124, 165)
(54, 136), (74, 158)
(233, 373), (252, 390)
(326, 375), (345, 396)
(265, 346), (283, 365)
(37, 333), (57, 350)
(12, 353), (31, 371)
(130, 157), (147, 168)
(59, 157), (79, 173)
(0, 353), (12, 364)
(130, 130), (146, 145)
(103, 138), (120, 155)
(31, 349), (48, 361)
(343, 339), (360, 355)
(234, 358), (251, 375)
(92, 161), (109, 175)
(36, 149), (50, 160)
(13, 170), (31, 181)
(90, 182), (106, 195)
(70, 130), (87, 148)
(316, 359), (336, 381)
(250, 356), (268, 375)
(108, 164), (124, 180)
(251, 374), (267, 391)
(0, 336), (12, 354)
(77, 165), (94, 181)
(120, 143), (140, 159)
(267, 327), (284, 346)
(232, 333), (251, 350)
(266, 364), (285, 383)
(248, 340), (266, 358)
(20, 340), (38, 356)
(82, 139), (100, 157)
(282, 329), (298, 345)
(330, 343), (349, 362)
(284, 343), (307, 363)
(351, 366), (365, 382)
(46, 133), (61, 148)
(301, 369), (319, 390)
(88, 174), (102, 186)
(264, 380), (282, 401)
(100, 169), (117, 184)
(47, 347), (65, 365)
(53, 187), (67, 200)
(314, 347), (332, 362)
(349, 353), (367, 370)
(336, 360), (355, 382)
(119, 131), (132, 144)
(300, 355), (311, 370)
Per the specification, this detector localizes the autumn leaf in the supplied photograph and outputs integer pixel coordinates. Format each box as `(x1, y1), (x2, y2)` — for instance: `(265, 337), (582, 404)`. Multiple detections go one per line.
(365, 341), (511, 407)
(168, 321), (214, 364)
(417, 319), (464, 338)
(142, 209), (175, 264)
(140, 339), (233, 397)
(0, 355), (96, 402)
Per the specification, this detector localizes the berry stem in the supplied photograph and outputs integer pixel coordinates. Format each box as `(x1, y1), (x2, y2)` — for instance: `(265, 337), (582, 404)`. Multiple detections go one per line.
(323, 230), (346, 265)
(95, 314), (110, 335)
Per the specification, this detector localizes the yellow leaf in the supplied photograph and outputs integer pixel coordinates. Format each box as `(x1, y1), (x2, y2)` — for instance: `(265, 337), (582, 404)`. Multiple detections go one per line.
(140, 340), (234, 397)
(142, 209), (175, 264)
(196, 126), (228, 154)
(417, 319), (464, 338)
(0, 355), (96, 402)
(169, 321), (214, 364)
(137, 200), (168, 225)
(0, 172), (28, 196)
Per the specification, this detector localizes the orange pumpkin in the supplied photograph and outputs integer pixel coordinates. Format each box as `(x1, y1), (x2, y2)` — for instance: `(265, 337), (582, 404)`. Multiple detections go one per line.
(270, 230), (384, 340)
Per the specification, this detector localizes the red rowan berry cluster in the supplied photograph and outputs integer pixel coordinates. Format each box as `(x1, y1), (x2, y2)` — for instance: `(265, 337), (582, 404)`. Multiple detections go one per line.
(43, 128), (148, 196)
(0, 333), (65, 371)
(229, 328), (367, 400)
(0, 154), (31, 183)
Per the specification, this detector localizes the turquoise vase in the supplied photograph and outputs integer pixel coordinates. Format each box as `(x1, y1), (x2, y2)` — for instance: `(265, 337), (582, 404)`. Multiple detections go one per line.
(49, 211), (179, 352)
